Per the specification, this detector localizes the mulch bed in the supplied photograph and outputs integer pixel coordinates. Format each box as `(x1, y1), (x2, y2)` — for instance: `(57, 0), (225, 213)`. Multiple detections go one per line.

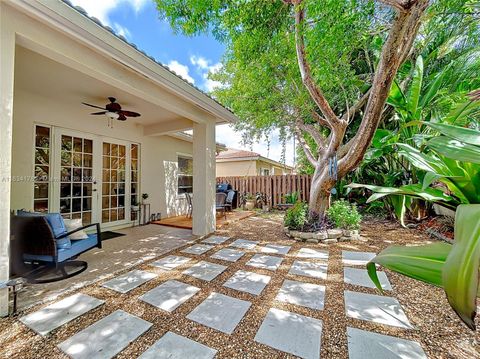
(0, 214), (478, 358)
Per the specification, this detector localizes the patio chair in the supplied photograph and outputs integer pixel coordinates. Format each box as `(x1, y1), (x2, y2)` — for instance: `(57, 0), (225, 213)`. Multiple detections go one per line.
(216, 192), (228, 219)
(224, 190), (235, 212)
(11, 212), (101, 283)
(185, 192), (193, 218)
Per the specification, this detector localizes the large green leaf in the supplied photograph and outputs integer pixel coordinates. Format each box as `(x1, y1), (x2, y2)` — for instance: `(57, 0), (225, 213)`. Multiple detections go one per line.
(368, 204), (480, 330)
(387, 80), (406, 109)
(442, 204), (480, 330)
(348, 183), (454, 205)
(367, 242), (452, 291)
(424, 122), (480, 146)
(407, 56), (423, 118)
(427, 137), (480, 164)
(419, 67), (446, 109)
(396, 143), (452, 175)
(389, 195), (406, 227)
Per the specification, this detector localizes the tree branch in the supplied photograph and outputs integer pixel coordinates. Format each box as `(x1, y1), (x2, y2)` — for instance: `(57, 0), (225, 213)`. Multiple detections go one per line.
(296, 120), (326, 150)
(294, 127), (318, 166)
(378, 0), (415, 12)
(338, 0), (429, 175)
(293, 1), (342, 126)
(311, 111), (330, 128)
(341, 88), (371, 122)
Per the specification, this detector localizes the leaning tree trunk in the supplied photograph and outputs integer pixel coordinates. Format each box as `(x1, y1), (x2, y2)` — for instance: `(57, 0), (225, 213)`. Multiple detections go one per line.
(289, 0), (430, 221)
(308, 161), (336, 218)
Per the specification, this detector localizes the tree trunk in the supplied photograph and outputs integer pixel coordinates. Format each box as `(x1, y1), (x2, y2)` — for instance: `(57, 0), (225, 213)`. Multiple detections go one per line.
(308, 165), (335, 218)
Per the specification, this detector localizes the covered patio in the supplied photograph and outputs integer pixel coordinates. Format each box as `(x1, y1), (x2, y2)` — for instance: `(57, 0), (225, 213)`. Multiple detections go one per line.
(0, 0), (237, 316)
(16, 224), (196, 311)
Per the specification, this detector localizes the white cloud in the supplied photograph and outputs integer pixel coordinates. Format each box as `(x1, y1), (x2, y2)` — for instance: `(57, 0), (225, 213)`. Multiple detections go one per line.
(113, 23), (131, 39)
(216, 124), (296, 166)
(190, 55), (210, 70)
(190, 55), (223, 92)
(70, 0), (148, 26)
(167, 60), (195, 84)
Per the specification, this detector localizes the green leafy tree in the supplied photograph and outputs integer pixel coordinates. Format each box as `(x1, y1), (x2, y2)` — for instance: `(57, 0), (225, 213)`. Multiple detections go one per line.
(156, 0), (431, 217)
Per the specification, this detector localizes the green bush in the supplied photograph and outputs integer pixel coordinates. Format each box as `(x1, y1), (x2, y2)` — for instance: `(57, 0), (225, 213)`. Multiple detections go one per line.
(284, 202), (308, 230)
(284, 192), (299, 204)
(327, 200), (362, 230)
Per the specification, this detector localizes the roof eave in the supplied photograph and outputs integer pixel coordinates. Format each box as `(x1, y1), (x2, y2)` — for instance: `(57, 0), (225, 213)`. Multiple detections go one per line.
(11, 0), (238, 124)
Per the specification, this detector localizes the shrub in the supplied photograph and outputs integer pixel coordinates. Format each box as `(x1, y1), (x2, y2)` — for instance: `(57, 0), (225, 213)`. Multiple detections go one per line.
(284, 202), (308, 230)
(284, 192), (299, 204)
(327, 200), (362, 230)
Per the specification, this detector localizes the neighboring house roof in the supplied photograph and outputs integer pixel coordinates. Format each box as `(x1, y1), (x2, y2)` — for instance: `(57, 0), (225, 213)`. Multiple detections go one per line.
(216, 148), (293, 170)
(217, 148), (260, 160)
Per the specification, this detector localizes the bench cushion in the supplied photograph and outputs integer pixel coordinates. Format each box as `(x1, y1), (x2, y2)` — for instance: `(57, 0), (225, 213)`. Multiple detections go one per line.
(23, 234), (98, 263)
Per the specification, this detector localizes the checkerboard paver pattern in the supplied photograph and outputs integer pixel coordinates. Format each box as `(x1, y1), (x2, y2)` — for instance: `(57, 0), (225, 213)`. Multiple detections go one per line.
(246, 254), (283, 271)
(23, 240), (423, 359)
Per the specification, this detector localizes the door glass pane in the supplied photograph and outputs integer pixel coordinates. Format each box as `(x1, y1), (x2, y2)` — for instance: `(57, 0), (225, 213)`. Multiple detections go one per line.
(59, 133), (94, 225)
(33, 126), (51, 212)
(131, 144), (139, 220)
(102, 142), (127, 223)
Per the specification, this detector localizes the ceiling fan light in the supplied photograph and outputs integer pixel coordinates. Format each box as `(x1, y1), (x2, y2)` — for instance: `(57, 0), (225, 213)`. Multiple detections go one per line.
(105, 111), (119, 120)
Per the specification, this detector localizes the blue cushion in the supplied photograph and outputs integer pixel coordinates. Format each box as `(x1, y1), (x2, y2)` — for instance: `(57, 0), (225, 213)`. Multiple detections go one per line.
(23, 234), (98, 263)
(44, 213), (67, 238)
(57, 234), (98, 262)
(17, 210), (70, 249)
(56, 237), (72, 250)
(16, 210), (43, 217)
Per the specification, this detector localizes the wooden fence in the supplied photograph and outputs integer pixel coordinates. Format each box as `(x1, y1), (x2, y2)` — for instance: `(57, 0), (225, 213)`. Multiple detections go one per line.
(216, 174), (312, 207)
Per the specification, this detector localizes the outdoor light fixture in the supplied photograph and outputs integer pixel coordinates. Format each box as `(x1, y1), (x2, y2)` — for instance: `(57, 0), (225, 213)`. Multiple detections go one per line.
(105, 111), (120, 120)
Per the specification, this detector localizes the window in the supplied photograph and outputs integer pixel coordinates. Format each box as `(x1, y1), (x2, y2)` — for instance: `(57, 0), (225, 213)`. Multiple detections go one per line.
(178, 156), (193, 194)
(34, 125), (51, 212)
(261, 168), (270, 176)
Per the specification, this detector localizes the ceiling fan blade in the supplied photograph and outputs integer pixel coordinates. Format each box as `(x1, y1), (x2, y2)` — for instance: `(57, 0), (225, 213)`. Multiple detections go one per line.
(120, 110), (141, 117)
(82, 102), (106, 110)
(117, 113), (127, 121)
(90, 111), (107, 115)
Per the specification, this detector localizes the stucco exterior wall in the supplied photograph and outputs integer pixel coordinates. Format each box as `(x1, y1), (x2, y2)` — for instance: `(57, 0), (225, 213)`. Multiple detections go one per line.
(256, 160), (292, 175)
(11, 87), (193, 224)
(216, 160), (258, 177)
(217, 159), (292, 177)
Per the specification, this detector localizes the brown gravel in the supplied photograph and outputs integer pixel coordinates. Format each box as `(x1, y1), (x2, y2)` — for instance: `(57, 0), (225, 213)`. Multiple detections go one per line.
(0, 214), (478, 358)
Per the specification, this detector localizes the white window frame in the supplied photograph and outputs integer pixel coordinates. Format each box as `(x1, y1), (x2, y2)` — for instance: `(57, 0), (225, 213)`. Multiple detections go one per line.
(177, 154), (193, 195)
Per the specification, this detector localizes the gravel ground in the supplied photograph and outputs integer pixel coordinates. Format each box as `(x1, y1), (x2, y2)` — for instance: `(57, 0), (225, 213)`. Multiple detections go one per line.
(0, 214), (478, 358)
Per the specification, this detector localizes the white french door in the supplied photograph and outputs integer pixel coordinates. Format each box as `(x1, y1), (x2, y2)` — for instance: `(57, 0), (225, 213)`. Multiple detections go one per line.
(100, 139), (131, 226)
(51, 127), (137, 227)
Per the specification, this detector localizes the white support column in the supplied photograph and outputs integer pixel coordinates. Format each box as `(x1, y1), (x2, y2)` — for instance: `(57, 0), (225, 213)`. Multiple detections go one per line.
(0, 10), (15, 316)
(192, 121), (216, 236)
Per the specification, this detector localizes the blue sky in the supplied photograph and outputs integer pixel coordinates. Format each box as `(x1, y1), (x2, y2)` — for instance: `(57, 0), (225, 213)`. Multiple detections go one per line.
(70, 0), (295, 166)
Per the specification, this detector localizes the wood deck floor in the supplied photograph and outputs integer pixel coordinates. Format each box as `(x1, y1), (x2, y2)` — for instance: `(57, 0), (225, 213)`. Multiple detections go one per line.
(152, 210), (255, 230)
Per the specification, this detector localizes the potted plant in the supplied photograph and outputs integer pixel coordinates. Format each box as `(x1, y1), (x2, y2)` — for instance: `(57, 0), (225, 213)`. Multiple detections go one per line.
(131, 200), (140, 211)
(256, 192), (269, 211)
(244, 193), (255, 210)
(141, 193), (149, 204)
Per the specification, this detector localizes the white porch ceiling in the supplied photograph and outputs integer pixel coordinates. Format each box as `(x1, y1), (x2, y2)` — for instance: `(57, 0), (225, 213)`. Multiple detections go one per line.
(14, 45), (191, 128)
